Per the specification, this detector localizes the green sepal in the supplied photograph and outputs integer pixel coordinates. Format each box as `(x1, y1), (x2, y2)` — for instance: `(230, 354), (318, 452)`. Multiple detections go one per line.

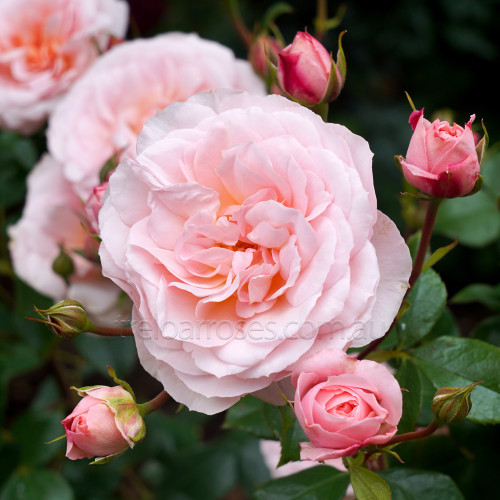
(475, 120), (489, 165)
(89, 449), (127, 466)
(45, 434), (66, 445)
(405, 91), (417, 111)
(107, 365), (136, 401)
(463, 174), (483, 197)
(320, 31), (346, 103)
(99, 152), (120, 183)
(421, 239), (458, 273)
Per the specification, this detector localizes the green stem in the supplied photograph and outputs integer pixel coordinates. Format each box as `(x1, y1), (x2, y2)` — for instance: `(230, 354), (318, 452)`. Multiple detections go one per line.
(408, 198), (441, 288)
(228, 0), (252, 48)
(87, 322), (133, 337)
(139, 391), (170, 416)
(384, 421), (438, 446)
(315, 0), (328, 41)
(358, 198), (442, 360)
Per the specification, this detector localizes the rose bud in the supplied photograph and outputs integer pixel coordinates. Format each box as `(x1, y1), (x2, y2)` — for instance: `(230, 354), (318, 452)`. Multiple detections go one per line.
(397, 109), (481, 198)
(85, 180), (109, 235)
(62, 385), (145, 463)
(34, 300), (91, 339)
(291, 349), (403, 461)
(431, 382), (480, 425)
(52, 246), (75, 284)
(248, 33), (284, 78)
(277, 31), (346, 106)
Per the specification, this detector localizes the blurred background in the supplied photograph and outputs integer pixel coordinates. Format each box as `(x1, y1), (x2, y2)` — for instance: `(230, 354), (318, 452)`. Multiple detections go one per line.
(1, 1), (499, 499)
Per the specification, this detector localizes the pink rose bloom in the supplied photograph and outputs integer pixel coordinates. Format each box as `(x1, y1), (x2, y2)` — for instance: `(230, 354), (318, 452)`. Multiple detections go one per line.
(277, 32), (341, 105)
(8, 155), (126, 325)
(48, 33), (266, 199)
(99, 90), (411, 415)
(62, 385), (145, 460)
(399, 109), (480, 198)
(0, 0), (128, 134)
(292, 349), (403, 461)
(85, 180), (109, 235)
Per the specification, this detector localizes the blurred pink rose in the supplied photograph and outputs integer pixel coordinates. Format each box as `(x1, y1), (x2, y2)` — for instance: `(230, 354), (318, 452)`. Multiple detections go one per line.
(248, 34), (284, 77)
(0, 0), (128, 134)
(99, 89), (411, 414)
(8, 155), (126, 325)
(399, 109), (480, 198)
(277, 32), (341, 105)
(292, 349), (403, 461)
(48, 33), (266, 199)
(62, 385), (144, 460)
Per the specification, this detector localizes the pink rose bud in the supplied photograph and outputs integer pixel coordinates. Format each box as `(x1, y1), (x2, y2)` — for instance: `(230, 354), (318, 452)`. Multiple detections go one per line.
(398, 109), (481, 198)
(34, 299), (90, 339)
(62, 385), (145, 462)
(291, 349), (403, 461)
(248, 34), (284, 78)
(277, 31), (345, 106)
(85, 181), (109, 235)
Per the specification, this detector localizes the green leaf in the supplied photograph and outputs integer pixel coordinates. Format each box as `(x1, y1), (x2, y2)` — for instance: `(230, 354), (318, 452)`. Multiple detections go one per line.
(347, 461), (391, 500)
(254, 466), (350, 500)
(395, 359), (423, 433)
(411, 336), (500, 423)
(0, 469), (74, 500)
(383, 269), (446, 349)
(379, 468), (464, 500)
(451, 283), (500, 312)
(434, 191), (500, 247)
(224, 396), (277, 440)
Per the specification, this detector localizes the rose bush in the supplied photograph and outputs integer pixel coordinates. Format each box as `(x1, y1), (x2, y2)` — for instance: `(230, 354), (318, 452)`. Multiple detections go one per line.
(8, 155), (124, 324)
(0, 0), (128, 134)
(48, 32), (265, 199)
(62, 385), (145, 460)
(292, 349), (403, 460)
(99, 89), (412, 414)
(398, 109), (480, 198)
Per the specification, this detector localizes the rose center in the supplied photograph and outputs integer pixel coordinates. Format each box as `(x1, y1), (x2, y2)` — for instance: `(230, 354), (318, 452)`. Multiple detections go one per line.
(334, 400), (357, 416)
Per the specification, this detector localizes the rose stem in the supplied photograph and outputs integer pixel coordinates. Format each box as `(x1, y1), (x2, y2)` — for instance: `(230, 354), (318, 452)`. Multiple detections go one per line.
(358, 198), (442, 360)
(139, 391), (170, 416)
(384, 421), (439, 446)
(228, 0), (251, 48)
(315, 0), (328, 42)
(87, 322), (133, 337)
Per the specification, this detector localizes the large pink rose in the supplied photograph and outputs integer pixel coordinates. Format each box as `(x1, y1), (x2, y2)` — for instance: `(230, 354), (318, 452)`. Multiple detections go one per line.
(99, 90), (412, 414)
(399, 109), (480, 198)
(292, 349), (403, 461)
(8, 155), (126, 324)
(48, 33), (266, 199)
(0, 0), (128, 134)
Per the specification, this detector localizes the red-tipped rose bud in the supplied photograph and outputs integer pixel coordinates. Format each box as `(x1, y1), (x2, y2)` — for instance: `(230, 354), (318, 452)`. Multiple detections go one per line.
(277, 31), (346, 106)
(62, 385), (145, 463)
(398, 109), (482, 198)
(34, 299), (91, 339)
(248, 33), (284, 78)
(85, 180), (109, 235)
(431, 382), (480, 425)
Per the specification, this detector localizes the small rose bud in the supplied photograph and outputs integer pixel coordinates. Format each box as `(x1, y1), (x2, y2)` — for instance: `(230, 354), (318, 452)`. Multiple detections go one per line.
(431, 382), (480, 425)
(398, 109), (482, 198)
(34, 299), (91, 339)
(277, 31), (346, 106)
(62, 385), (145, 463)
(248, 33), (284, 78)
(85, 180), (109, 235)
(52, 246), (75, 284)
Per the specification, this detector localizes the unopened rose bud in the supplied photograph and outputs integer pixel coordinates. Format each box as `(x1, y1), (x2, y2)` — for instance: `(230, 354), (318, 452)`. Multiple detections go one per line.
(397, 109), (482, 198)
(248, 33), (284, 78)
(277, 31), (346, 106)
(34, 299), (91, 339)
(52, 246), (75, 283)
(62, 385), (145, 463)
(431, 382), (480, 425)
